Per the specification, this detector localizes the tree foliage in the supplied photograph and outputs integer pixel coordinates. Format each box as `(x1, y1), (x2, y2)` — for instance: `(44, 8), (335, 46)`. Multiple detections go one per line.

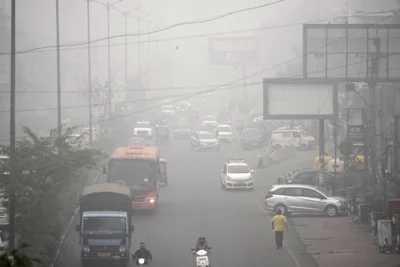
(0, 127), (106, 265)
(0, 243), (40, 267)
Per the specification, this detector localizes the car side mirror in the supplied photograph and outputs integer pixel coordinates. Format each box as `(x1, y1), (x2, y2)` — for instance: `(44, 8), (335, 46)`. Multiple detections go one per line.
(75, 225), (80, 232)
(102, 166), (107, 174)
(131, 225), (135, 232)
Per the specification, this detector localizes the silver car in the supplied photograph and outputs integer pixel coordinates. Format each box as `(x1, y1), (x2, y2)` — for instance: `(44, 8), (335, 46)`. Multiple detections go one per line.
(264, 184), (347, 217)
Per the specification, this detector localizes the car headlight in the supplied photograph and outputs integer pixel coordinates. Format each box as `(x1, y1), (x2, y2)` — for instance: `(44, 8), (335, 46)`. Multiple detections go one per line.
(336, 199), (344, 204)
(145, 197), (156, 203)
(83, 246), (90, 252)
(119, 246), (126, 252)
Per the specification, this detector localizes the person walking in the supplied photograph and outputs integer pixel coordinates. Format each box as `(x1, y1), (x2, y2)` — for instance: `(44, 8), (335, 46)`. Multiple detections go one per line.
(271, 209), (288, 249)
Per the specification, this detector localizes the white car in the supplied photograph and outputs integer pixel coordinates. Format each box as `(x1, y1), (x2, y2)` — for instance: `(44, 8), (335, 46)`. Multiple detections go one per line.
(201, 115), (218, 128)
(133, 121), (153, 140)
(271, 129), (316, 150)
(216, 124), (233, 142)
(220, 159), (254, 190)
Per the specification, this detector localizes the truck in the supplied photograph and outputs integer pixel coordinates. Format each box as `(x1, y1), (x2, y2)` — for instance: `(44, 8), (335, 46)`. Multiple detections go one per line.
(75, 183), (134, 267)
(104, 145), (161, 212)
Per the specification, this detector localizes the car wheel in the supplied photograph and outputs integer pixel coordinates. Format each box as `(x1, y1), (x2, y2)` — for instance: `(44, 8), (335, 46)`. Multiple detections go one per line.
(325, 205), (338, 217)
(274, 204), (288, 215)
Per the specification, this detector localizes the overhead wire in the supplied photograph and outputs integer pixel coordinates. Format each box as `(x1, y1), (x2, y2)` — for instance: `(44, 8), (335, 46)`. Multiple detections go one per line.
(0, 0), (285, 56)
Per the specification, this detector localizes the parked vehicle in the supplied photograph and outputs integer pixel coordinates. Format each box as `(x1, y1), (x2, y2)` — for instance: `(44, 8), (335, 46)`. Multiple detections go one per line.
(264, 184), (347, 217)
(271, 129), (315, 150)
(241, 128), (264, 150)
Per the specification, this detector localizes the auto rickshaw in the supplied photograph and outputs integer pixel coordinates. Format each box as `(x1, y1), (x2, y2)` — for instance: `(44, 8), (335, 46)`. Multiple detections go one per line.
(159, 158), (168, 186)
(155, 125), (170, 144)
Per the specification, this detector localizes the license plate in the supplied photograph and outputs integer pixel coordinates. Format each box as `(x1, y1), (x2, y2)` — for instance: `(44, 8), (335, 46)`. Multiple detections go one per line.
(197, 256), (208, 261)
(236, 183), (245, 186)
(97, 253), (111, 257)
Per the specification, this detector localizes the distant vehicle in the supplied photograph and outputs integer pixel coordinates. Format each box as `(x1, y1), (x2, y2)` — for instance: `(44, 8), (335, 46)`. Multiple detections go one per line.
(241, 128), (264, 150)
(155, 125), (170, 144)
(174, 120), (192, 139)
(220, 159), (254, 190)
(161, 105), (175, 116)
(216, 124), (233, 142)
(133, 121), (153, 140)
(190, 131), (219, 151)
(201, 115), (217, 128)
(271, 129), (315, 150)
(264, 184), (347, 217)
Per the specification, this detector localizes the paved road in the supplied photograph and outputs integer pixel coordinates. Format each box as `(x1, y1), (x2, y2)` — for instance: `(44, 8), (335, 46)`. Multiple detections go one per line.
(55, 138), (317, 267)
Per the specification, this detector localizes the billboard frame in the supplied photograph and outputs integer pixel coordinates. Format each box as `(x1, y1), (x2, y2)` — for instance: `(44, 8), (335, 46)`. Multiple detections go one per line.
(302, 23), (400, 83)
(263, 78), (339, 120)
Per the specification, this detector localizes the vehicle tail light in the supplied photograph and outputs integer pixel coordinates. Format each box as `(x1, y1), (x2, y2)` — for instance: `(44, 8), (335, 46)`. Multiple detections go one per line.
(265, 193), (273, 199)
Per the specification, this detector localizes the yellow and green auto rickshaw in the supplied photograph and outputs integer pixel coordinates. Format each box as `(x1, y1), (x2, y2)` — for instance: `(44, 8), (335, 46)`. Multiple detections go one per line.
(159, 158), (168, 186)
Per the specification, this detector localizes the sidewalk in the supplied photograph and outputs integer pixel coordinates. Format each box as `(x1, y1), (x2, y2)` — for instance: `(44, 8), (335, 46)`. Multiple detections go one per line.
(290, 215), (399, 267)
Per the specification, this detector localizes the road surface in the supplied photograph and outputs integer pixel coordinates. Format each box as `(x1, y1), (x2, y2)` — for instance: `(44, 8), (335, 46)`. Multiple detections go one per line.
(55, 138), (318, 267)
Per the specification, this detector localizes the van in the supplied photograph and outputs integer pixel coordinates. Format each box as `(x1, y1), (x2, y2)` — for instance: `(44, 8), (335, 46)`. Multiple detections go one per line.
(271, 129), (315, 150)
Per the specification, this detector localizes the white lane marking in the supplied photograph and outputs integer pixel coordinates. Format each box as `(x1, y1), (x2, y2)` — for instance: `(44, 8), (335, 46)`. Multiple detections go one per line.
(256, 204), (302, 267)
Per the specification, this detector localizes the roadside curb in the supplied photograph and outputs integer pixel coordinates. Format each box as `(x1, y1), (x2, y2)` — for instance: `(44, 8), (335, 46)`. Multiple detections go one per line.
(50, 171), (102, 267)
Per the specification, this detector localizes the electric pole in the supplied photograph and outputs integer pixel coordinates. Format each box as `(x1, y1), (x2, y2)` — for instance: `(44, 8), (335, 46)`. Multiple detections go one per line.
(87, 0), (93, 146)
(107, 2), (112, 117)
(9, 0), (16, 252)
(137, 17), (141, 84)
(56, 0), (62, 136)
(124, 12), (128, 91)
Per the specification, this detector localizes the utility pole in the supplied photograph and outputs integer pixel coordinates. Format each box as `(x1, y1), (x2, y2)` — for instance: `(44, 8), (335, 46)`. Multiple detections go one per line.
(107, 2), (112, 117)
(137, 17), (141, 84)
(368, 37), (381, 183)
(56, 0), (62, 136)
(147, 20), (151, 87)
(9, 0), (16, 252)
(124, 12), (128, 91)
(87, 0), (93, 146)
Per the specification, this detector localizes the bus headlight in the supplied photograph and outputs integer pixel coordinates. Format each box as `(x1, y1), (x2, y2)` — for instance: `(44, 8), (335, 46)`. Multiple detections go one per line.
(119, 246), (126, 252)
(145, 197), (156, 203)
(83, 246), (90, 252)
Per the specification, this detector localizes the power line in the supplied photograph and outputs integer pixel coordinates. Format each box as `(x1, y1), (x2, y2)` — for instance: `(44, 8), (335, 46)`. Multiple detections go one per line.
(0, 0), (285, 56)
(1, 18), (340, 57)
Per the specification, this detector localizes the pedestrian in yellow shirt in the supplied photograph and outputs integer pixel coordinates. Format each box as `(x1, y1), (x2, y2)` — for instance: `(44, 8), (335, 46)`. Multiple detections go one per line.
(271, 209), (288, 249)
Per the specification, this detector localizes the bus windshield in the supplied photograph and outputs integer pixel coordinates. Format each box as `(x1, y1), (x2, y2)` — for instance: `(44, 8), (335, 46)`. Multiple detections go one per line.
(108, 160), (157, 190)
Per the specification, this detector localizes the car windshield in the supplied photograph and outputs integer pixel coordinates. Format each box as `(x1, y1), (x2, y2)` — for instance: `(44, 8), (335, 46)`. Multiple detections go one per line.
(217, 126), (232, 132)
(243, 130), (260, 138)
(204, 116), (216, 121)
(108, 159), (157, 189)
(136, 122), (151, 128)
(228, 165), (250, 174)
(83, 217), (126, 234)
(200, 133), (214, 139)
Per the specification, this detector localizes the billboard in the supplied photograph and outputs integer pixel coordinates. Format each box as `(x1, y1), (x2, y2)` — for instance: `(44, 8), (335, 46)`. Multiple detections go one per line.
(263, 79), (338, 120)
(208, 37), (259, 66)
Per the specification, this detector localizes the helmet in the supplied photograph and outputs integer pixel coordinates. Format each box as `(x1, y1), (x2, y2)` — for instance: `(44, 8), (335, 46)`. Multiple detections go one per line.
(198, 237), (206, 244)
(275, 209), (282, 215)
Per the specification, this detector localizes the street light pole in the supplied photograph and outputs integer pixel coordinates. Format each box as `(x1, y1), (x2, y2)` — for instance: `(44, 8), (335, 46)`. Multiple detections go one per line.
(124, 12), (128, 91)
(87, 0), (93, 146)
(9, 0), (16, 253)
(107, 2), (112, 117)
(137, 17), (141, 84)
(56, 0), (62, 136)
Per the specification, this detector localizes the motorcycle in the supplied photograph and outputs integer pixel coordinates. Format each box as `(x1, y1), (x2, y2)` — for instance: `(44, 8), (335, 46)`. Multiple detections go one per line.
(191, 247), (211, 267)
(136, 258), (148, 266)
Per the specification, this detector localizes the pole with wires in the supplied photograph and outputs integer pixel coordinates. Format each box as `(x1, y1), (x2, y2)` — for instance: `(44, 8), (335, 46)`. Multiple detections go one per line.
(9, 0), (16, 253)
(56, 0), (62, 136)
(124, 12), (128, 92)
(87, 0), (93, 146)
(107, 2), (112, 117)
(138, 17), (141, 84)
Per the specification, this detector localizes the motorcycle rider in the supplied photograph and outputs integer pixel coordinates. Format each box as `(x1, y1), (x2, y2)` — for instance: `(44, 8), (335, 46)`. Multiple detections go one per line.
(132, 242), (153, 265)
(195, 237), (210, 251)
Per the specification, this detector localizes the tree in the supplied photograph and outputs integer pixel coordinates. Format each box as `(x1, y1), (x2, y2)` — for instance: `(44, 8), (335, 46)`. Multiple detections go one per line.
(0, 126), (106, 265)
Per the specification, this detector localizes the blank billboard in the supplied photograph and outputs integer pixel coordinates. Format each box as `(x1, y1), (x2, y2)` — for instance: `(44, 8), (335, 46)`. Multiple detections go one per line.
(263, 81), (337, 119)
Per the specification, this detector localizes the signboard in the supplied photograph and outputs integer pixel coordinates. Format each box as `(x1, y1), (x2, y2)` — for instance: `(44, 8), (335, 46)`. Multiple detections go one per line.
(263, 79), (338, 120)
(208, 37), (259, 66)
(347, 125), (365, 141)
